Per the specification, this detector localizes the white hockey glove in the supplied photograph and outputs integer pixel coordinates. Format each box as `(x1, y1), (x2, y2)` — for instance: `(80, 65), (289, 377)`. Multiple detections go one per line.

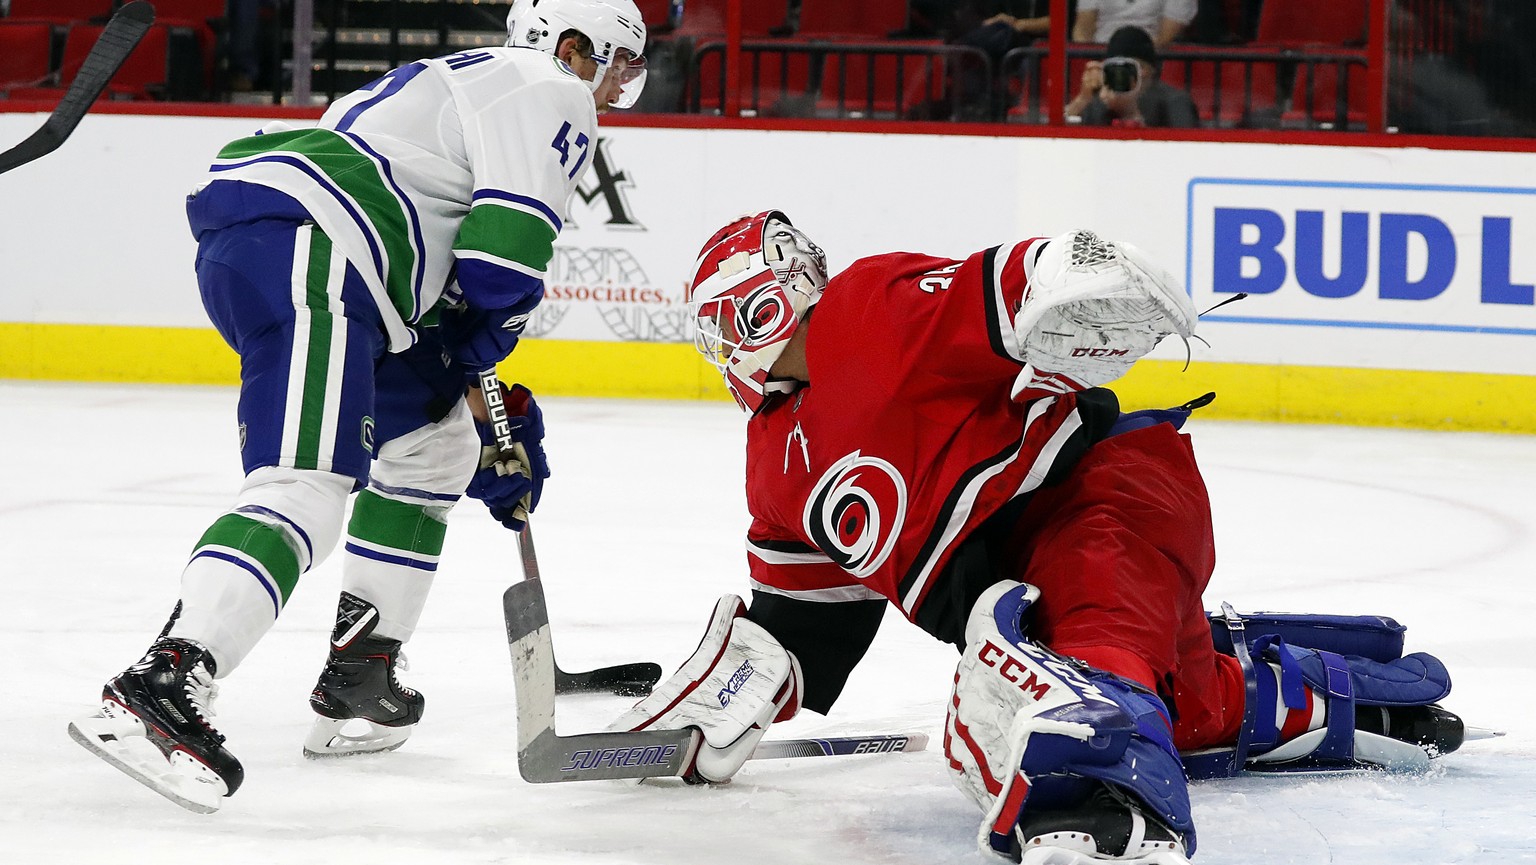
(1012, 231), (1197, 400)
(608, 595), (803, 784)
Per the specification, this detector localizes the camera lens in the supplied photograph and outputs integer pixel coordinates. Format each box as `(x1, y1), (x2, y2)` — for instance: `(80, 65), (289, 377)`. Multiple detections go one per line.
(1103, 59), (1138, 92)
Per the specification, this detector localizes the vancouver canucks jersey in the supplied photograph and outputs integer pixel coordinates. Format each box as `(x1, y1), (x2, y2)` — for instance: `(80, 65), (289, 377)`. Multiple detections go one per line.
(195, 48), (597, 352)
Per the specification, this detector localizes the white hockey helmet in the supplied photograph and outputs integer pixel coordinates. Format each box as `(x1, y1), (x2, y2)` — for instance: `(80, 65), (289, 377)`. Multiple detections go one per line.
(505, 0), (648, 109)
(688, 211), (829, 413)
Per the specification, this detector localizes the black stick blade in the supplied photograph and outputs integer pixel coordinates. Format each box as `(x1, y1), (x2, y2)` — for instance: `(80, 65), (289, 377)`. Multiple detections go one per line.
(555, 662), (664, 697)
(0, 1), (154, 175)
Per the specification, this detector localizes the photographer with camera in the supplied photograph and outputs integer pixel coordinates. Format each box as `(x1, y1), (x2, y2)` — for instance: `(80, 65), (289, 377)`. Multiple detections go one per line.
(1067, 26), (1200, 128)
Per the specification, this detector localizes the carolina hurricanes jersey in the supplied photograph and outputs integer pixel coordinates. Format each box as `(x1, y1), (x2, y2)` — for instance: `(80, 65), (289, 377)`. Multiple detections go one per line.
(744, 239), (1107, 621)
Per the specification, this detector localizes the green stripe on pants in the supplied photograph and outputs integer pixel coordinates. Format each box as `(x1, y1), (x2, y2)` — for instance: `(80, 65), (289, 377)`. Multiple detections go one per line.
(295, 230), (335, 471)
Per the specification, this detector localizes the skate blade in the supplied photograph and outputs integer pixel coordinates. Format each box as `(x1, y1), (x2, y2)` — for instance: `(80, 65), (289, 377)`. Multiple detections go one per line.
(68, 712), (226, 814)
(1019, 841), (1188, 865)
(303, 716), (414, 758)
(1248, 728), (1432, 773)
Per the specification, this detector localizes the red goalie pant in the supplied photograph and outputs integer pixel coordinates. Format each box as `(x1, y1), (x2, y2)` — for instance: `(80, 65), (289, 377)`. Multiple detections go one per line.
(1003, 421), (1245, 751)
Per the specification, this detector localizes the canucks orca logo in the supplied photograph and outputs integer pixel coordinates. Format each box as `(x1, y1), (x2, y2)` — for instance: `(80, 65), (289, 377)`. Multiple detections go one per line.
(803, 452), (907, 579)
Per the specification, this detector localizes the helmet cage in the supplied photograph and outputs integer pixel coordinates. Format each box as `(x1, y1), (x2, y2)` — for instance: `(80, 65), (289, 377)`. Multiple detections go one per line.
(688, 211), (828, 412)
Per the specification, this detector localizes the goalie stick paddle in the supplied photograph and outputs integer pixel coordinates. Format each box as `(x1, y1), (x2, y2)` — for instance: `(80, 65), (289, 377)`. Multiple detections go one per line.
(476, 368), (662, 697)
(0, 1), (154, 176)
(503, 579), (930, 783)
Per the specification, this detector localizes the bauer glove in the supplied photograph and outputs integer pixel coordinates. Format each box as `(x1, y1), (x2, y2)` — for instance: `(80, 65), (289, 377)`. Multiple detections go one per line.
(441, 289), (542, 376)
(468, 383), (548, 532)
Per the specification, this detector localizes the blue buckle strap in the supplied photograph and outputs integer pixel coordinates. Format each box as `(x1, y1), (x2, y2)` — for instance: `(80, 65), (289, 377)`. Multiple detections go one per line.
(1183, 604), (1259, 779)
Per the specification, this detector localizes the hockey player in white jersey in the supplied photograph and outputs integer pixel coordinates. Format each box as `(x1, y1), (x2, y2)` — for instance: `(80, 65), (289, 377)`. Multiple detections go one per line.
(68, 0), (648, 813)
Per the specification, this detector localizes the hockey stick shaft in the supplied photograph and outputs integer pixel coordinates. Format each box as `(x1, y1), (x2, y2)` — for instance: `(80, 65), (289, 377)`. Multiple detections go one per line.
(751, 733), (929, 759)
(477, 368), (661, 696)
(0, 2), (154, 176)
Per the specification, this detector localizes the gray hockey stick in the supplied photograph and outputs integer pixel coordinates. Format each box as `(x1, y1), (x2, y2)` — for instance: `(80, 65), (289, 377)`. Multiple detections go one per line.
(505, 578), (700, 782)
(503, 579), (929, 782)
(477, 368), (662, 697)
(0, 2), (154, 176)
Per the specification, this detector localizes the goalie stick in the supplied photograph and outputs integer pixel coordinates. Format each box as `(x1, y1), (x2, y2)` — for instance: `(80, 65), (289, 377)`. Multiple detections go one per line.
(0, 1), (154, 176)
(477, 368), (662, 697)
(504, 579), (929, 782)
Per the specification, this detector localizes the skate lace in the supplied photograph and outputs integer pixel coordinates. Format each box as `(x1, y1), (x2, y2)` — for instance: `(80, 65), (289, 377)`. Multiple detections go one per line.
(184, 661), (220, 724)
(391, 651), (411, 693)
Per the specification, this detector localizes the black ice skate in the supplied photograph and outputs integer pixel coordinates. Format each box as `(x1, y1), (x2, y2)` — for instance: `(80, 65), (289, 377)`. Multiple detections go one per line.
(1011, 784), (1189, 865)
(303, 591), (425, 758)
(1356, 702), (1466, 757)
(68, 637), (243, 814)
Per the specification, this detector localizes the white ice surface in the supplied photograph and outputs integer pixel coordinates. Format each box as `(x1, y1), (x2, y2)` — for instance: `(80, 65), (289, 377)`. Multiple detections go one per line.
(2, 381), (1534, 864)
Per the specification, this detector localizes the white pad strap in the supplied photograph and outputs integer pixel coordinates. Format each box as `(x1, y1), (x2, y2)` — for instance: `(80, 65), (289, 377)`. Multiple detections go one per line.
(609, 595), (802, 783)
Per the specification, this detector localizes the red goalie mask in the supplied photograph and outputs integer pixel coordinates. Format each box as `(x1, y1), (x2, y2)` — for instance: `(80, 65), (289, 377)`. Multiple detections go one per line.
(688, 210), (828, 413)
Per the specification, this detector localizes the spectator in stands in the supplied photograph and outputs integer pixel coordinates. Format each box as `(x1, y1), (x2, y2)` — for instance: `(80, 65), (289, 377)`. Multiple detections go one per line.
(976, 0), (1052, 42)
(1067, 26), (1199, 127)
(225, 0), (269, 92)
(953, 1), (1052, 109)
(1073, 0), (1196, 47)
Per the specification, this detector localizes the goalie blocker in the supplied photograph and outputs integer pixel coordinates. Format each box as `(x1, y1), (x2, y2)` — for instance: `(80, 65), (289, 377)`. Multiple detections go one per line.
(607, 595), (803, 783)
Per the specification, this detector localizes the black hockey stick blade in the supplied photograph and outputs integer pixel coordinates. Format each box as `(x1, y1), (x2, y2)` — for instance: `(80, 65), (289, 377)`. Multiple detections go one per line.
(555, 662), (663, 697)
(0, 1), (154, 176)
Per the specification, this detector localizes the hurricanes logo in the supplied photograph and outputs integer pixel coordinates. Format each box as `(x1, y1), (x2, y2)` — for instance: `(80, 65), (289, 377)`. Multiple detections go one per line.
(739, 287), (790, 344)
(803, 452), (907, 579)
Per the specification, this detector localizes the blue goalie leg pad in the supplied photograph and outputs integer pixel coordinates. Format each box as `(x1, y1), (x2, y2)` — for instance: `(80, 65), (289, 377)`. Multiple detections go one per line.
(1208, 608), (1407, 662)
(981, 586), (1197, 856)
(1001, 667), (1196, 856)
(1186, 605), (1456, 779)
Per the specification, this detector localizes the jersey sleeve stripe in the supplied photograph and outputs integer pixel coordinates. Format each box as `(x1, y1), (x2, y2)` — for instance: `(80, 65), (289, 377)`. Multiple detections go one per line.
(457, 202), (559, 269)
(470, 189), (563, 233)
(454, 248), (546, 279)
(748, 581), (887, 603)
(897, 397), (1070, 614)
(981, 243), (1027, 364)
(748, 539), (835, 565)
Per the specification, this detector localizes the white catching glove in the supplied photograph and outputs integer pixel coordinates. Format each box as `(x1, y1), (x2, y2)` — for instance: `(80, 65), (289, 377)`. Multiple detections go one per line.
(608, 595), (803, 783)
(1012, 230), (1197, 400)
